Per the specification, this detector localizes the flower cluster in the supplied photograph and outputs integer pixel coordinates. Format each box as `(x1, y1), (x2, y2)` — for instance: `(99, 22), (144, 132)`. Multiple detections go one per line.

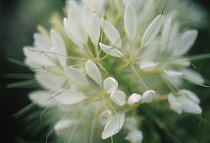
(23, 0), (206, 142)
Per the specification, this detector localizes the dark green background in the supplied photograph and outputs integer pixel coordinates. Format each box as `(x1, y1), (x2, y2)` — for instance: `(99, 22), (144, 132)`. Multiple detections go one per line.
(0, 0), (209, 143)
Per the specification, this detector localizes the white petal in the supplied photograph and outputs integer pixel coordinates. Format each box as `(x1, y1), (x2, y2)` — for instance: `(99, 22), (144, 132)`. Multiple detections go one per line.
(86, 0), (105, 15)
(35, 70), (65, 91)
(164, 70), (183, 78)
(50, 30), (67, 65)
(51, 47), (67, 66)
(23, 46), (55, 67)
(54, 120), (75, 135)
(168, 94), (182, 114)
(100, 18), (122, 48)
(179, 89), (200, 104)
(102, 113), (125, 139)
(178, 97), (202, 114)
(141, 90), (155, 103)
(81, 6), (94, 32)
(170, 102), (182, 115)
(29, 90), (56, 108)
(168, 93), (178, 103)
(98, 110), (112, 125)
(124, 3), (137, 41)
(161, 18), (172, 51)
(87, 14), (100, 45)
(50, 30), (66, 54)
(33, 33), (52, 51)
(125, 117), (138, 131)
(64, 67), (88, 88)
(67, 11), (88, 44)
(141, 15), (164, 46)
(174, 30), (198, 56)
(85, 60), (102, 84)
(103, 77), (118, 94)
(66, 0), (83, 12)
(140, 63), (157, 72)
(64, 18), (83, 48)
(99, 43), (123, 57)
(125, 130), (143, 143)
(174, 58), (190, 67)
(181, 69), (205, 84)
(127, 93), (141, 105)
(122, 0), (143, 12)
(168, 22), (179, 51)
(55, 90), (87, 105)
(110, 90), (126, 106)
(58, 103), (74, 112)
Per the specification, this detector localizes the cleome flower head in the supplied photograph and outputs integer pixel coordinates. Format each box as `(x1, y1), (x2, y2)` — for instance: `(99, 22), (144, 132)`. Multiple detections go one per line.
(23, 0), (207, 142)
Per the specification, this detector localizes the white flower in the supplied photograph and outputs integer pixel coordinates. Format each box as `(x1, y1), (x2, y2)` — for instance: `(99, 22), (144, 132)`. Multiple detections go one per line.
(22, 0), (206, 142)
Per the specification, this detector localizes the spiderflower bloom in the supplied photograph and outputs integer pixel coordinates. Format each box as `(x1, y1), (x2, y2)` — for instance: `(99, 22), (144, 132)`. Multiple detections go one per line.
(22, 0), (207, 142)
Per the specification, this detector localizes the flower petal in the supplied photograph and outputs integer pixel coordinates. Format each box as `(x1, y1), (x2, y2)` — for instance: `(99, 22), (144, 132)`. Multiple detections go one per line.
(168, 94), (182, 114)
(179, 89), (200, 104)
(98, 110), (112, 125)
(85, 60), (102, 84)
(178, 97), (202, 114)
(110, 90), (126, 106)
(34, 33), (52, 51)
(102, 113), (125, 139)
(124, 3), (137, 41)
(103, 77), (118, 94)
(174, 58), (190, 67)
(100, 18), (122, 48)
(63, 18), (83, 48)
(81, 6), (94, 32)
(50, 30), (66, 55)
(181, 69), (205, 84)
(127, 93), (141, 105)
(67, 11), (88, 44)
(35, 70), (65, 91)
(29, 90), (56, 108)
(50, 30), (67, 65)
(55, 90), (87, 105)
(54, 119), (75, 135)
(174, 30), (198, 56)
(125, 117), (138, 131)
(141, 15), (164, 46)
(168, 93), (178, 103)
(87, 14), (100, 45)
(164, 70), (183, 78)
(23, 46), (55, 67)
(140, 62), (157, 72)
(99, 43), (123, 57)
(125, 130), (143, 143)
(64, 67), (88, 88)
(86, 0), (105, 15)
(50, 47), (67, 66)
(170, 102), (182, 115)
(141, 90), (155, 103)
(161, 18), (172, 51)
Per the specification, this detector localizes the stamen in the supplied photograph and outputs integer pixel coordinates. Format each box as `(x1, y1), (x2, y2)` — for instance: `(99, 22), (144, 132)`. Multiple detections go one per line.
(131, 65), (150, 90)
(42, 66), (65, 77)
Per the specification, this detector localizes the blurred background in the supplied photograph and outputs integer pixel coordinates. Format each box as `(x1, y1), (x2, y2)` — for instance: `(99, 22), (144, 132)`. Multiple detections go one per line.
(0, 0), (210, 143)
